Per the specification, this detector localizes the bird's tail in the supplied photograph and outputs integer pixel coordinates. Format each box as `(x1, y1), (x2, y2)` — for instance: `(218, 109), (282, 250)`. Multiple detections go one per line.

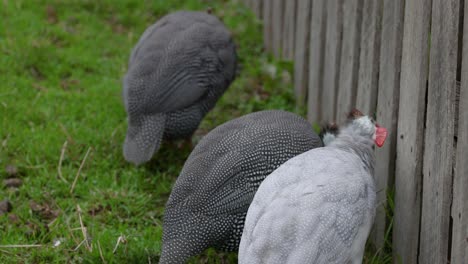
(123, 113), (166, 165)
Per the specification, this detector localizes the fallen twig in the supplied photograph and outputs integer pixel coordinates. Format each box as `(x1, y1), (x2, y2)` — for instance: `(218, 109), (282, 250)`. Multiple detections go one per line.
(0, 244), (43, 248)
(145, 248), (152, 264)
(57, 141), (69, 184)
(112, 234), (127, 254)
(0, 249), (12, 255)
(70, 147), (91, 194)
(97, 240), (107, 264)
(73, 239), (87, 251)
(76, 205), (92, 252)
(59, 123), (75, 145)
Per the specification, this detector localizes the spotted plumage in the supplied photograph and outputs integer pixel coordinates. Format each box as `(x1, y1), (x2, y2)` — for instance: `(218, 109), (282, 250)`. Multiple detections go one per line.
(123, 11), (237, 165)
(160, 110), (326, 263)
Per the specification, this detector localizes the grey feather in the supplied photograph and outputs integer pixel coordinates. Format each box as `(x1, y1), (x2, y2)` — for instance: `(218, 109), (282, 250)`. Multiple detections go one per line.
(123, 11), (237, 165)
(238, 115), (379, 264)
(160, 110), (324, 264)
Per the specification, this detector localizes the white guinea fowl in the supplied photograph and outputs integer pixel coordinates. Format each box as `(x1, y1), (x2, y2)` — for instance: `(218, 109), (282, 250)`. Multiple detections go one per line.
(238, 109), (388, 264)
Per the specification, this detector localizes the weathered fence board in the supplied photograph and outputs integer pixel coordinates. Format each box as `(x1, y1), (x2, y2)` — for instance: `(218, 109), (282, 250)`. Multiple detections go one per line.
(420, 0), (460, 262)
(372, 0), (404, 249)
(262, 0), (273, 52)
(307, 0), (327, 123)
(336, 0), (363, 122)
(321, 0), (343, 122)
(272, 0), (284, 57)
(451, 2), (468, 261)
(355, 0), (382, 116)
(282, 0), (296, 60)
(253, 0), (262, 19)
(393, 0), (432, 263)
(293, 0), (312, 105)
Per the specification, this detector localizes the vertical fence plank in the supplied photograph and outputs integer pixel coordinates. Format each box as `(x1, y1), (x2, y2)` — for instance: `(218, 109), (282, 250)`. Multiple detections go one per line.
(393, 0), (432, 262)
(253, 0), (263, 19)
(451, 2), (468, 261)
(372, 0), (404, 249)
(355, 0), (382, 116)
(354, 0), (384, 248)
(262, 0), (273, 52)
(307, 0), (327, 123)
(272, 0), (284, 57)
(282, 0), (296, 60)
(293, 0), (312, 105)
(336, 0), (362, 122)
(321, 0), (343, 122)
(420, 0), (460, 262)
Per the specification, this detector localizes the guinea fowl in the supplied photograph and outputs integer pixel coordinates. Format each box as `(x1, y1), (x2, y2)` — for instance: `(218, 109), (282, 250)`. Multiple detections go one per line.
(238, 109), (388, 264)
(122, 11), (237, 165)
(160, 110), (338, 263)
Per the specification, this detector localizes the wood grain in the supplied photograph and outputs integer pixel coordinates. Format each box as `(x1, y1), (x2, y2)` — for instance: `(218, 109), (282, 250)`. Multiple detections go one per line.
(336, 0), (363, 122)
(293, 0), (312, 105)
(372, 0), (404, 249)
(451, 1), (468, 261)
(262, 0), (273, 52)
(252, 0), (263, 18)
(272, 0), (284, 57)
(282, 0), (296, 60)
(307, 0), (327, 123)
(321, 0), (343, 122)
(393, 0), (432, 262)
(355, 0), (382, 116)
(419, 0), (460, 262)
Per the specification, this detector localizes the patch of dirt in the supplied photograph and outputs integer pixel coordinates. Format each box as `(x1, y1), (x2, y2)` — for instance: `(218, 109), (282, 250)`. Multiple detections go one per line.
(0, 200), (12, 215)
(28, 65), (45, 80)
(8, 213), (20, 225)
(32, 83), (48, 92)
(29, 201), (59, 221)
(46, 5), (58, 24)
(107, 16), (128, 34)
(5, 164), (18, 176)
(24, 221), (49, 238)
(88, 204), (111, 216)
(4, 178), (23, 188)
(60, 78), (80, 91)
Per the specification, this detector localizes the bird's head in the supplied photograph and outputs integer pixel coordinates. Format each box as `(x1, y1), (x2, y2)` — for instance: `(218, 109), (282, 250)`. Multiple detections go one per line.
(346, 109), (388, 147)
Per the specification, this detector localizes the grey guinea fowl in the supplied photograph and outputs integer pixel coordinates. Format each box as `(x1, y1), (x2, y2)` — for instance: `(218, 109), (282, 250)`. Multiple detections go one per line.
(238, 109), (388, 264)
(122, 10), (237, 165)
(160, 110), (336, 263)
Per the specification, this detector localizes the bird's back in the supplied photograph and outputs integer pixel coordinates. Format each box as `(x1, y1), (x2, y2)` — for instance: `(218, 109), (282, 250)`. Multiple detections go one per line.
(239, 147), (376, 264)
(124, 10), (236, 116)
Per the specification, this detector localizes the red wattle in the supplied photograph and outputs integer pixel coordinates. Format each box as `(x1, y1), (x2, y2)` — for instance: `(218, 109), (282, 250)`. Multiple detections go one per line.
(375, 127), (388, 147)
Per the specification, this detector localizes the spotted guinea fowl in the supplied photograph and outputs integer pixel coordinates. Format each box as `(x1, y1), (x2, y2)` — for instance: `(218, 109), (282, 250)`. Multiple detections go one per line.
(238, 109), (388, 264)
(122, 10), (237, 165)
(160, 110), (338, 263)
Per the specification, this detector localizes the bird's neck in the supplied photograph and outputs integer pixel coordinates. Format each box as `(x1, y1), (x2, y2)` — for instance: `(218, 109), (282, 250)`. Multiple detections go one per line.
(328, 126), (375, 174)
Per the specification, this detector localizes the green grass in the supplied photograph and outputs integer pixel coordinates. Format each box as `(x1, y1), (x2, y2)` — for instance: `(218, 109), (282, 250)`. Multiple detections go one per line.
(0, 0), (298, 263)
(0, 0), (392, 263)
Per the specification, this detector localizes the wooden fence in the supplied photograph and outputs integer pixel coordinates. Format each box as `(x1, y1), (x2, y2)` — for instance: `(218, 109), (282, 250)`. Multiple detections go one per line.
(241, 0), (467, 263)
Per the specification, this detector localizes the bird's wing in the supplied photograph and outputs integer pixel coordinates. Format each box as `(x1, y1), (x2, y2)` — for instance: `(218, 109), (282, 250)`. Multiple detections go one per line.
(239, 149), (375, 264)
(176, 148), (257, 215)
